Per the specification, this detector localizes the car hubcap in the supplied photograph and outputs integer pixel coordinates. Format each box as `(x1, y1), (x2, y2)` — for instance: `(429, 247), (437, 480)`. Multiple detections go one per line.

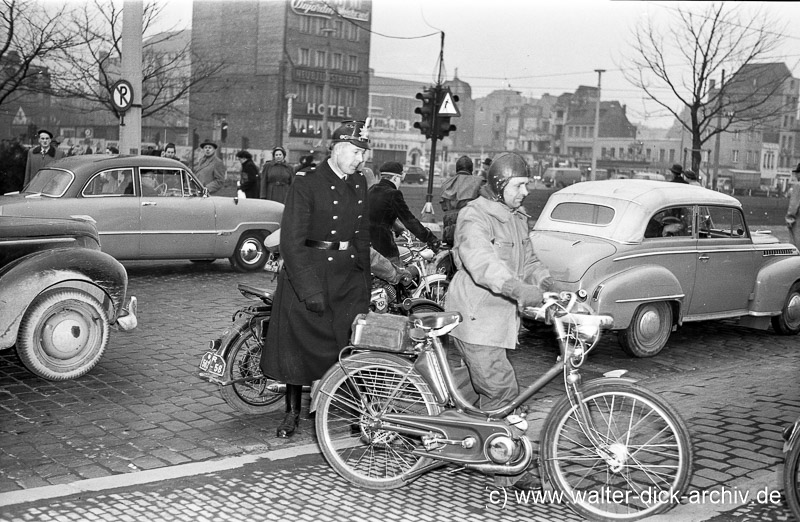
(239, 239), (264, 265)
(786, 292), (800, 328)
(41, 309), (91, 359)
(638, 307), (662, 342)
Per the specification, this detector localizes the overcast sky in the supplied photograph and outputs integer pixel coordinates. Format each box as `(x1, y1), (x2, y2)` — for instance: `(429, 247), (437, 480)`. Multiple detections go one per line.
(157, 0), (800, 128)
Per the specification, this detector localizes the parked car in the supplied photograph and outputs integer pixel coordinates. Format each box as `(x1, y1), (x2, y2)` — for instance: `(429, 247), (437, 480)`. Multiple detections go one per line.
(404, 166), (428, 184)
(0, 216), (138, 380)
(0, 155), (283, 271)
(531, 180), (800, 357)
(542, 167), (582, 188)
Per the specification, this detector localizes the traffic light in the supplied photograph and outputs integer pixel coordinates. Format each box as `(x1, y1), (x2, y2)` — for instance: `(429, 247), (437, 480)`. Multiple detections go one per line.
(414, 87), (436, 138)
(436, 92), (458, 139)
(220, 119), (228, 142)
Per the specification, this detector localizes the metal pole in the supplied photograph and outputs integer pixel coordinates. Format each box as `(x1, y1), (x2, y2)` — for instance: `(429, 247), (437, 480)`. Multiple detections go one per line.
(712, 70), (725, 191)
(119, 0), (142, 155)
(590, 69), (605, 181)
(320, 25), (334, 150)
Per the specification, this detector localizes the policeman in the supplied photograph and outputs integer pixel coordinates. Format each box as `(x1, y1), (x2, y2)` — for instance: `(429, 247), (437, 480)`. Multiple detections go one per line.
(261, 121), (371, 438)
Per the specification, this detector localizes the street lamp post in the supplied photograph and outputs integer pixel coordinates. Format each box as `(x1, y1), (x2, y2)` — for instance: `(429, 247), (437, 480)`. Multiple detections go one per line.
(590, 69), (605, 181)
(320, 25), (335, 150)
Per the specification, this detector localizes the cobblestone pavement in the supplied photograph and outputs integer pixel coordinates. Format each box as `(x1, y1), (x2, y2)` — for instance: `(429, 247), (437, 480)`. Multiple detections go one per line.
(1, 258), (799, 521)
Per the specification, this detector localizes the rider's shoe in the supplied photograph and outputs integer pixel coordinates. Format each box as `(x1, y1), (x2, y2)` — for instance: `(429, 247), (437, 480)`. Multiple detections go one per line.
(276, 384), (303, 438)
(510, 470), (542, 491)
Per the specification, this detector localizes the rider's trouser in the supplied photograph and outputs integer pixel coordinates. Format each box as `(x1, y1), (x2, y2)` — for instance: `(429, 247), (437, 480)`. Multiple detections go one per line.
(451, 337), (519, 411)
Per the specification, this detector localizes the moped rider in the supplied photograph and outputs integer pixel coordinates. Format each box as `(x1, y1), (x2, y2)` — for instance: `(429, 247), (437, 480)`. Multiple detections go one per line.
(445, 151), (553, 490)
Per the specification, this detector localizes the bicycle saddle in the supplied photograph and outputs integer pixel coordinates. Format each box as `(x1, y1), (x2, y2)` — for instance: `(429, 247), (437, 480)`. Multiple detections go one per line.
(408, 311), (462, 330)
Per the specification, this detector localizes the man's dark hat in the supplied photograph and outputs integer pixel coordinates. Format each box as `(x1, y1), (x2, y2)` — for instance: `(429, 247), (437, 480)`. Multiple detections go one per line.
(330, 120), (370, 150)
(684, 169), (697, 180)
(379, 161), (404, 175)
(670, 164), (683, 175)
(199, 139), (218, 149)
(36, 129), (53, 139)
(792, 162), (800, 173)
(483, 158), (492, 166)
(235, 150), (252, 160)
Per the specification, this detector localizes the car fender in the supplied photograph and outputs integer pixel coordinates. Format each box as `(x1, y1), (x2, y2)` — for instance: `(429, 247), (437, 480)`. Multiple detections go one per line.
(590, 264), (684, 329)
(750, 255), (800, 313)
(0, 248), (128, 350)
(410, 273), (448, 300)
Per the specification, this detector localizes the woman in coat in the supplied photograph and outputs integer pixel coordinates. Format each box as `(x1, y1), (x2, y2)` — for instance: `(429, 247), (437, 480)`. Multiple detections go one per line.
(260, 146), (294, 203)
(235, 150), (260, 198)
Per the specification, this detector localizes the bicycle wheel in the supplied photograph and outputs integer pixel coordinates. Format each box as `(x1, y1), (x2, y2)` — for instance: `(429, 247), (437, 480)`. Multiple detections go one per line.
(785, 434), (800, 521)
(315, 352), (442, 490)
(541, 381), (693, 521)
(219, 324), (284, 414)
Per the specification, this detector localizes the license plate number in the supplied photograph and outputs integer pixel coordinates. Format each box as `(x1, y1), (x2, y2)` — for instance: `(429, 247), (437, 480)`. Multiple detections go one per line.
(264, 260), (281, 272)
(199, 351), (226, 377)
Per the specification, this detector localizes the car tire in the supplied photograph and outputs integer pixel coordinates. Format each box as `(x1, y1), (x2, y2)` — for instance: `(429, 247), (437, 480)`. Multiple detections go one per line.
(229, 231), (268, 272)
(772, 281), (800, 335)
(618, 301), (672, 358)
(17, 289), (109, 381)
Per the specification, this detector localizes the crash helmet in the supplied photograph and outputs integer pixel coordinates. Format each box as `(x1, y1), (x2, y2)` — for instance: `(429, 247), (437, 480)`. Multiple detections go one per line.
(486, 152), (530, 200)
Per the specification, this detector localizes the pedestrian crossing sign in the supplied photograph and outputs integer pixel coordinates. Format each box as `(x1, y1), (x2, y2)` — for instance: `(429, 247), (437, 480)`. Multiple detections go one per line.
(438, 91), (460, 117)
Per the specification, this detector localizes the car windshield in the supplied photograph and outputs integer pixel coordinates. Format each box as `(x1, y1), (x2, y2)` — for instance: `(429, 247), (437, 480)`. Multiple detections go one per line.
(24, 169), (74, 197)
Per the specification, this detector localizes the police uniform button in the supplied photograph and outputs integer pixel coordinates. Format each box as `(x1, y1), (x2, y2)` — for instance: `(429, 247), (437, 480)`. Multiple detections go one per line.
(333, 216), (338, 220)
(355, 184), (360, 189)
(331, 230), (337, 234)
(333, 201), (338, 205)
(330, 185), (335, 190)
(357, 215), (362, 219)
(327, 257), (333, 262)
(358, 200), (362, 204)
(350, 254), (355, 259)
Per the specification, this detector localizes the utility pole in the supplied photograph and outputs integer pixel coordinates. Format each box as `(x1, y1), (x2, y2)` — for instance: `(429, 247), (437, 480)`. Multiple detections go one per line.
(119, 0), (142, 154)
(320, 24), (335, 150)
(712, 70), (725, 192)
(590, 69), (605, 181)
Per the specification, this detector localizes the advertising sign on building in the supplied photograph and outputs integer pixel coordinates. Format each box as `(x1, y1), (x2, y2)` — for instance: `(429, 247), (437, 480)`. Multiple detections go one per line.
(290, 0), (370, 21)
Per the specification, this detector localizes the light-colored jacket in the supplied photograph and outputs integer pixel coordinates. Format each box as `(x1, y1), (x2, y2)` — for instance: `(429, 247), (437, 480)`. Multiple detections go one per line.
(445, 193), (551, 349)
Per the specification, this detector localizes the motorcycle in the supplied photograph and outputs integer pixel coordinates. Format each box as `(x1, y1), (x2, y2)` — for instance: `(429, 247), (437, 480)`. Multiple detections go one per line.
(312, 290), (693, 521)
(198, 230), (445, 414)
(783, 417), (800, 520)
(393, 231), (449, 308)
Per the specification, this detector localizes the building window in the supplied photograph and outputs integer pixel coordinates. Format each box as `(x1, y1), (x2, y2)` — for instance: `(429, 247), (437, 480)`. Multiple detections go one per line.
(659, 149), (665, 162)
(297, 83), (308, 103)
(331, 53), (342, 70)
(495, 115), (500, 123)
(732, 150), (739, 163)
(345, 89), (356, 107)
(347, 24), (359, 41)
(313, 85), (323, 104)
(300, 16), (312, 33)
(621, 148), (626, 158)
(334, 20), (343, 39)
(668, 149), (675, 162)
(601, 147), (607, 157)
(609, 147), (615, 158)
(315, 50), (326, 68)
(347, 55), (358, 72)
(298, 48), (310, 66)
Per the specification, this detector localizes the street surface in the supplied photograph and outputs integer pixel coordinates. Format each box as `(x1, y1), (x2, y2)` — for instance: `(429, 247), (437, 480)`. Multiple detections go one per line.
(0, 188), (798, 521)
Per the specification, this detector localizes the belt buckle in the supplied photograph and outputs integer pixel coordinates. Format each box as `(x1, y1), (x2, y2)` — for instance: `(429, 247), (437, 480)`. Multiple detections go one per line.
(338, 241), (349, 250)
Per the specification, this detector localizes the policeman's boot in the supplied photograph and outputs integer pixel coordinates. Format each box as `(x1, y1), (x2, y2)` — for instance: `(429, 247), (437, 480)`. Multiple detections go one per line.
(276, 384), (303, 438)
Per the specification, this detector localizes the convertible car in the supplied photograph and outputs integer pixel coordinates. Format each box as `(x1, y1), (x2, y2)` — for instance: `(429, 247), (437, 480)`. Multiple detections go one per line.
(0, 155), (283, 271)
(531, 180), (800, 357)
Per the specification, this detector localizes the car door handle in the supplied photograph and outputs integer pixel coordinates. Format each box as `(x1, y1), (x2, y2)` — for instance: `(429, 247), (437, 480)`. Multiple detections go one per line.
(698, 254), (710, 262)
(141, 202), (157, 207)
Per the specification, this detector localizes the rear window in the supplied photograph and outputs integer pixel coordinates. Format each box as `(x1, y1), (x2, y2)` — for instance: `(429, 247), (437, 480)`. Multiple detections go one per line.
(550, 202), (615, 225)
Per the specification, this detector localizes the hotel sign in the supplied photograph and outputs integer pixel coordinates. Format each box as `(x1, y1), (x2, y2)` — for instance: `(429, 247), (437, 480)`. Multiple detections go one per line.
(293, 67), (362, 87)
(290, 0), (370, 22)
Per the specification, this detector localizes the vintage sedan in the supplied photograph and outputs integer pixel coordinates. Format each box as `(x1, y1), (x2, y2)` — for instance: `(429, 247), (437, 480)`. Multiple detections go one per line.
(531, 180), (800, 357)
(0, 155), (283, 271)
(1, 216), (137, 380)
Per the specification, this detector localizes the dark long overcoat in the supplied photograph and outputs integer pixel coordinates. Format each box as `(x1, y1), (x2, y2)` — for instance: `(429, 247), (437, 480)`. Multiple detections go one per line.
(261, 159), (371, 385)
(239, 159), (260, 199)
(368, 178), (437, 259)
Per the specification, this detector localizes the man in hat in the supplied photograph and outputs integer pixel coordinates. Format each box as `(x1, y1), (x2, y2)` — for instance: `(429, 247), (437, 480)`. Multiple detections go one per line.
(684, 169), (701, 186)
(787, 163), (800, 248)
(195, 139), (225, 194)
(261, 120), (372, 439)
(260, 146), (294, 203)
(368, 160), (440, 261)
(24, 129), (64, 187)
(476, 157), (492, 181)
(669, 164), (688, 184)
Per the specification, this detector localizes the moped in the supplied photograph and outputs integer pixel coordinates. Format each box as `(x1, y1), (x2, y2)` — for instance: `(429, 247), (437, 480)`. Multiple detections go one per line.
(198, 230), (445, 415)
(312, 290), (694, 521)
(783, 417), (800, 520)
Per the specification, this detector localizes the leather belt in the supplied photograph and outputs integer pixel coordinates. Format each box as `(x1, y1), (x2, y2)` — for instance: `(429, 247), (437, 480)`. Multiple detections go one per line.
(306, 239), (350, 250)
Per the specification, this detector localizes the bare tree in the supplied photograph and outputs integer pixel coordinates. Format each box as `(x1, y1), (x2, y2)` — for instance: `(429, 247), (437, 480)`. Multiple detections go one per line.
(0, 0), (77, 109)
(623, 3), (792, 174)
(47, 0), (224, 119)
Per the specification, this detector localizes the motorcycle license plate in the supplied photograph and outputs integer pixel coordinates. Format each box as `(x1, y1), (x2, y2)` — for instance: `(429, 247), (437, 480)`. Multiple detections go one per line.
(264, 258), (281, 272)
(199, 351), (226, 377)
